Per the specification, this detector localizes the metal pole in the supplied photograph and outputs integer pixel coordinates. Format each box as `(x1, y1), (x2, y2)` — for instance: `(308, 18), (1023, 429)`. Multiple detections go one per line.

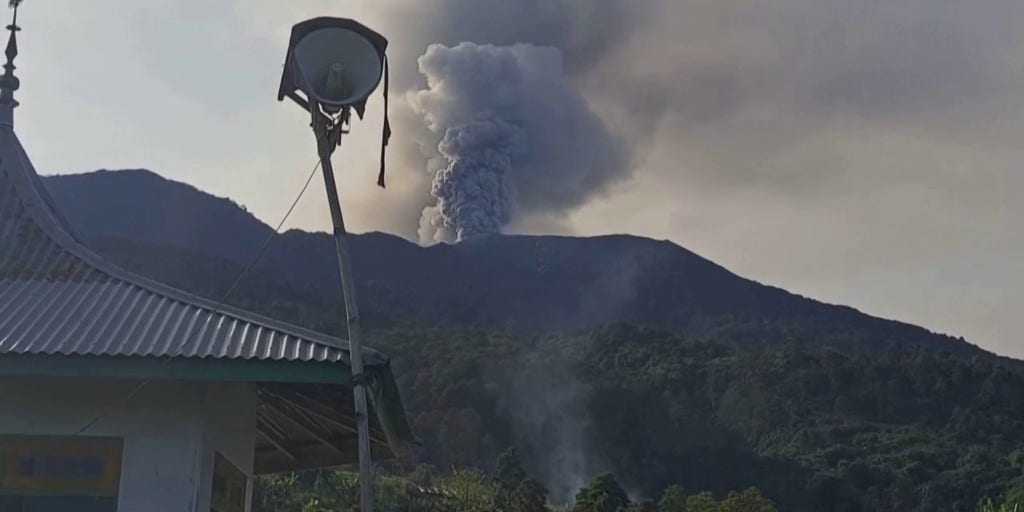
(312, 107), (374, 512)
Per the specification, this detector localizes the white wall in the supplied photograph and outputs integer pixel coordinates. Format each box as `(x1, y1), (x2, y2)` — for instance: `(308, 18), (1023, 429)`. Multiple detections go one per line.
(0, 376), (257, 512)
(197, 382), (258, 512)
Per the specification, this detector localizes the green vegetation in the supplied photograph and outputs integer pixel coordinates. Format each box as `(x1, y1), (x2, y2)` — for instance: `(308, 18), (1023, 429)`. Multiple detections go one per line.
(976, 499), (1019, 512)
(244, 324), (1024, 512)
(358, 325), (1024, 511)
(254, 467), (1024, 512)
(87, 234), (1024, 511)
(253, 463), (780, 512)
(573, 474), (630, 512)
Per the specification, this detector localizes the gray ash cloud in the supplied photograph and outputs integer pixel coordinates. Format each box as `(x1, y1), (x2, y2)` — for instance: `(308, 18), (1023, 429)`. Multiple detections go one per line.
(410, 42), (628, 243)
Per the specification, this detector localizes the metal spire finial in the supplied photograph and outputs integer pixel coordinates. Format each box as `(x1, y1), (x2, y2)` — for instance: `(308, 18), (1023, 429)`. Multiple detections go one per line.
(0, 0), (21, 126)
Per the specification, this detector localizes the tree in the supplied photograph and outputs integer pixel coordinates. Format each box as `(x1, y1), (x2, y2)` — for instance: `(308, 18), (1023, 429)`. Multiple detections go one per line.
(252, 474), (307, 512)
(445, 469), (499, 512)
(497, 447), (529, 489)
(509, 479), (550, 512)
(683, 492), (718, 512)
(1001, 479), (1024, 510)
(658, 485), (688, 512)
(622, 501), (658, 512)
(573, 473), (630, 512)
(719, 488), (777, 512)
(496, 447), (548, 512)
(976, 497), (1021, 512)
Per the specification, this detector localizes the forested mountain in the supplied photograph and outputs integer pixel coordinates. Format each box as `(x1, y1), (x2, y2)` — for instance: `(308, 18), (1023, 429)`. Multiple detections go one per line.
(46, 170), (982, 353)
(43, 170), (1024, 511)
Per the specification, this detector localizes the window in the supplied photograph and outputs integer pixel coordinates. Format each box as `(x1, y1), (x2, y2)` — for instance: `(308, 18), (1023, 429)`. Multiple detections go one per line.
(211, 452), (246, 512)
(0, 436), (121, 512)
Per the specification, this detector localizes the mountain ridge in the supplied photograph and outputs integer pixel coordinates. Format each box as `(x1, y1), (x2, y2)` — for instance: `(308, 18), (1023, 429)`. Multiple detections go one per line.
(42, 169), (987, 358)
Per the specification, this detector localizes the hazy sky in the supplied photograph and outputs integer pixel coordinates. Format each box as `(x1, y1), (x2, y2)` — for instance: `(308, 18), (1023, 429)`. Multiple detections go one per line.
(13, 1), (1021, 357)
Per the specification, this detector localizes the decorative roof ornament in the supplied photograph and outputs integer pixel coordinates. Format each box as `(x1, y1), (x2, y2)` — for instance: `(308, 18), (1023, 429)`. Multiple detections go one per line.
(0, 0), (21, 127)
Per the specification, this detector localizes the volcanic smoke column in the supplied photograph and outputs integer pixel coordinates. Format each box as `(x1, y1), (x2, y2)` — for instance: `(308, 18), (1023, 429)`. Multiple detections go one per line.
(411, 43), (628, 244)
(429, 118), (523, 241)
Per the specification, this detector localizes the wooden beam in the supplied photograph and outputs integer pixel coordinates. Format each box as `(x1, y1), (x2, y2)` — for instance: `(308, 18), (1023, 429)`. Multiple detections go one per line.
(257, 404), (293, 440)
(256, 427), (298, 462)
(263, 387), (357, 435)
(261, 392), (352, 455)
(261, 385), (390, 445)
(254, 440), (392, 475)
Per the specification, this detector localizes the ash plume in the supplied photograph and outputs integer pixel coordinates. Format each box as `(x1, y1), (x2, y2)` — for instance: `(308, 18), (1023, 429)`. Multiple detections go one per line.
(410, 43), (628, 244)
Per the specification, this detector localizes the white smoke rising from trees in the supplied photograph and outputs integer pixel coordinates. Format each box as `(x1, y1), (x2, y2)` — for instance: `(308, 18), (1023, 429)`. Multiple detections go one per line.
(499, 356), (605, 504)
(410, 43), (629, 244)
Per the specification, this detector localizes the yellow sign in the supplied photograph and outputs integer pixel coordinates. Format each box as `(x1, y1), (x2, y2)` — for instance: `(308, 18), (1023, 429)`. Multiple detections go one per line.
(0, 436), (122, 497)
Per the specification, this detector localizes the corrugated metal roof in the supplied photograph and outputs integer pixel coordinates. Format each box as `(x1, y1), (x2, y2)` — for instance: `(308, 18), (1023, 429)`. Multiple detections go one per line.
(0, 127), (382, 366)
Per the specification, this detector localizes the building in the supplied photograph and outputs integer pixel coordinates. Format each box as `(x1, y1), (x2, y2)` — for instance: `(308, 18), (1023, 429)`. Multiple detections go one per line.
(0, 14), (411, 512)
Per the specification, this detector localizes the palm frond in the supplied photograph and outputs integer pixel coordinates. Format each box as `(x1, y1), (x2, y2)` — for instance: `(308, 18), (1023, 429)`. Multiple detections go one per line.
(7, 1), (21, 9)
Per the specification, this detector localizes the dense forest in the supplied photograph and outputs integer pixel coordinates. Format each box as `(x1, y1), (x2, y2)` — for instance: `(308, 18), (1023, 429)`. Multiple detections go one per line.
(246, 327), (1024, 510)
(45, 173), (1024, 511)
(82, 235), (1024, 512)
(301, 325), (1024, 511)
(81, 234), (1024, 512)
